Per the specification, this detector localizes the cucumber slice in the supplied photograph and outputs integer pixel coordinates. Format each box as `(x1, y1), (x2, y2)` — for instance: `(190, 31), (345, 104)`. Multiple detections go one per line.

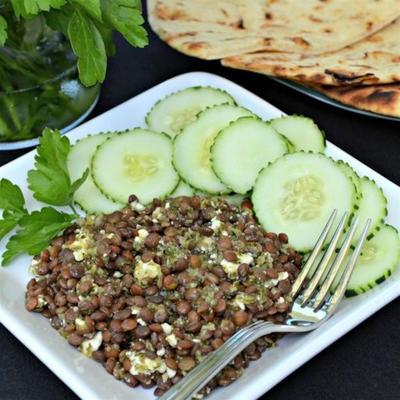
(173, 104), (253, 194)
(345, 225), (400, 296)
(252, 152), (357, 252)
(171, 180), (195, 197)
(336, 160), (362, 197)
(283, 136), (296, 153)
(270, 115), (326, 153)
(223, 193), (247, 207)
(92, 129), (179, 204)
(352, 177), (387, 243)
(68, 134), (124, 214)
(212, 117), (288, 194)
(146, 87), (235, 138)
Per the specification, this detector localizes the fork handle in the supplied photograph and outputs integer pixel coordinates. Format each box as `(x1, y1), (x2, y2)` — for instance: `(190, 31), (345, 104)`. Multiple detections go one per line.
(160, 321), (278, 400)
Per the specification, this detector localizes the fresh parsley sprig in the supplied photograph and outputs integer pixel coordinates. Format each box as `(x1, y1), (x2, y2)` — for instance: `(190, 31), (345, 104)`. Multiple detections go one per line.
(27, 127), (89, 210)
(2, 207), (76, 266)
(0, 178), (28, 240)
(0, 0), (148, 86)
(0, 129), (87, 266)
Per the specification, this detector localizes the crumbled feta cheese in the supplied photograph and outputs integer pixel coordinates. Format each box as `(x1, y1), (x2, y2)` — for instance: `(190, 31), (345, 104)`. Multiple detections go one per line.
(152, 207), (164, 221)
(131, 306), (140, 315)
(265, 271), (289, 288)
(222, 253), (254, 277)
(161, 323), (173, 335)
(277, 297), (285, 304)
(200, 322), (216, 337)
(80, 331), (103, 357)
(238, 253), (254, 265)
(198, 237), (213, 251)
(134, 259), (162, 282)
(131, 201), (146, 212)
(221, 230), (229, 236)
(75, 318), (87, 329)
(232, 293), (255, 310)
(233, 297), (245, 310)
(37, 294), (48, 308)
(265, 279), (278, 288)
(113, 271), (123, 278)
(165, 202), (170, 209)
(166, 367), (177, 379)
(125, 351), (166, 375)
(137, 318), (147, 326)
(263, 252), (274, 267)
(221, 259), (239, 277)
(156, 347), (166, 357)
(66, 228), (95, 261)
(210, 253), (217, 260)
(29, 258), (40, 275)
(278, 272), (289, 281)
(210, 217), (222, 232)
(134, 228), (149, 245)
(166, 334), (178, 347)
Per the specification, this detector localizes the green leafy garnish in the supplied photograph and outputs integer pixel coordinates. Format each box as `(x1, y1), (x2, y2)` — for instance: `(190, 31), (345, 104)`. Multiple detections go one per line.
(0, 178), (26, 214)
(68, 8), (106, 87)
(2, 207), (76, 266)
(27, 128), (88, 207)
(2, 1), (148, 86)
(0, 129), (89, 265)
(72, 0), (102, 21)
(11, 0), (66, 19)
(0, 16), (7, 46)
(0, 178), (27, 240)
(101, 0), (148, 48)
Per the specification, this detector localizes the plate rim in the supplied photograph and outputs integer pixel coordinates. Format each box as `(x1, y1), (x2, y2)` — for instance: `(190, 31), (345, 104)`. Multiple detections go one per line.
(271, 77), (400, 122)
(0, 71), (399, 400)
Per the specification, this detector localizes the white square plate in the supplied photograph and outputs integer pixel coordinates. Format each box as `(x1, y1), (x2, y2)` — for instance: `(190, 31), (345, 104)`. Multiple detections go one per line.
(1, 72), (399, 400)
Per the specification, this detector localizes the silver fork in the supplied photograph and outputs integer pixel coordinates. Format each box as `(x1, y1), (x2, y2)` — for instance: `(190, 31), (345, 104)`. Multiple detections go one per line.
(160, 210), (371, 400)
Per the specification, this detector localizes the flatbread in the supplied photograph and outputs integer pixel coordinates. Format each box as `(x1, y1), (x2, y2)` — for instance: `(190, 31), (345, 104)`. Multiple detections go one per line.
(313, 84), (400, 117)
(148, 0), (400, 59)
(222, 19), (400, 86)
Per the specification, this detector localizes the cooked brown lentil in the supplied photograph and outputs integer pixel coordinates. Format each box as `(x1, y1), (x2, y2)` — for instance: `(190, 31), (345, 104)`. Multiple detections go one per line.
(25, 196), (302, 397)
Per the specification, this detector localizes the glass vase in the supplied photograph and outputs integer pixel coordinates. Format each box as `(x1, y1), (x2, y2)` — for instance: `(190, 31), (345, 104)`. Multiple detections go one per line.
(0, 15), (100, 150)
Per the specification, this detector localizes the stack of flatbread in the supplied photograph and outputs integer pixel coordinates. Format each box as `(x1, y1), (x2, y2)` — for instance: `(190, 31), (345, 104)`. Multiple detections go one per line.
(148, 0), (400, 117)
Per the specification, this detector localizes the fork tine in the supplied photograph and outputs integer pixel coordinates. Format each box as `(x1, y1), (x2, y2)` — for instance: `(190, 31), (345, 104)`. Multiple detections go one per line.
(290, 209), (337, 298)
(164, 321), (264, 392)
(327, 219), (371, 313)
(313, 215), (361, 310)
(300, 211), (348, 305)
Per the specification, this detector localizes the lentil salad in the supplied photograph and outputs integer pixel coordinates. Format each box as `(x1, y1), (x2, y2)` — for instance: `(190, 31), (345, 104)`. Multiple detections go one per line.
(25, 195), (302, 397)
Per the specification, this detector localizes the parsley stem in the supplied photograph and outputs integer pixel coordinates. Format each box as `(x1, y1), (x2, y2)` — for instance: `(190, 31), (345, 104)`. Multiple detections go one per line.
(70, 204), (77, 214)
(69, 204), (78, 215)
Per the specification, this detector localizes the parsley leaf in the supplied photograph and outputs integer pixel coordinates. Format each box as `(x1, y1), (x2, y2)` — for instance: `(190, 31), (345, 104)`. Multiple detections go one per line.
(68, 8), (107, 86)
(94, 21), (115, 56)
(101, 0), (148, 48)
(0, 178), (26, 213)
(72, 0), (102, 21)
(45, 3), (74, 36)
(27, 128), (88, 206)
(0, 16), (7, 46)
(0, 179), (27, 240)
(2, 207), (76, 266)
(0, 217), (20, 241)
(11, 0), (66, 18)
